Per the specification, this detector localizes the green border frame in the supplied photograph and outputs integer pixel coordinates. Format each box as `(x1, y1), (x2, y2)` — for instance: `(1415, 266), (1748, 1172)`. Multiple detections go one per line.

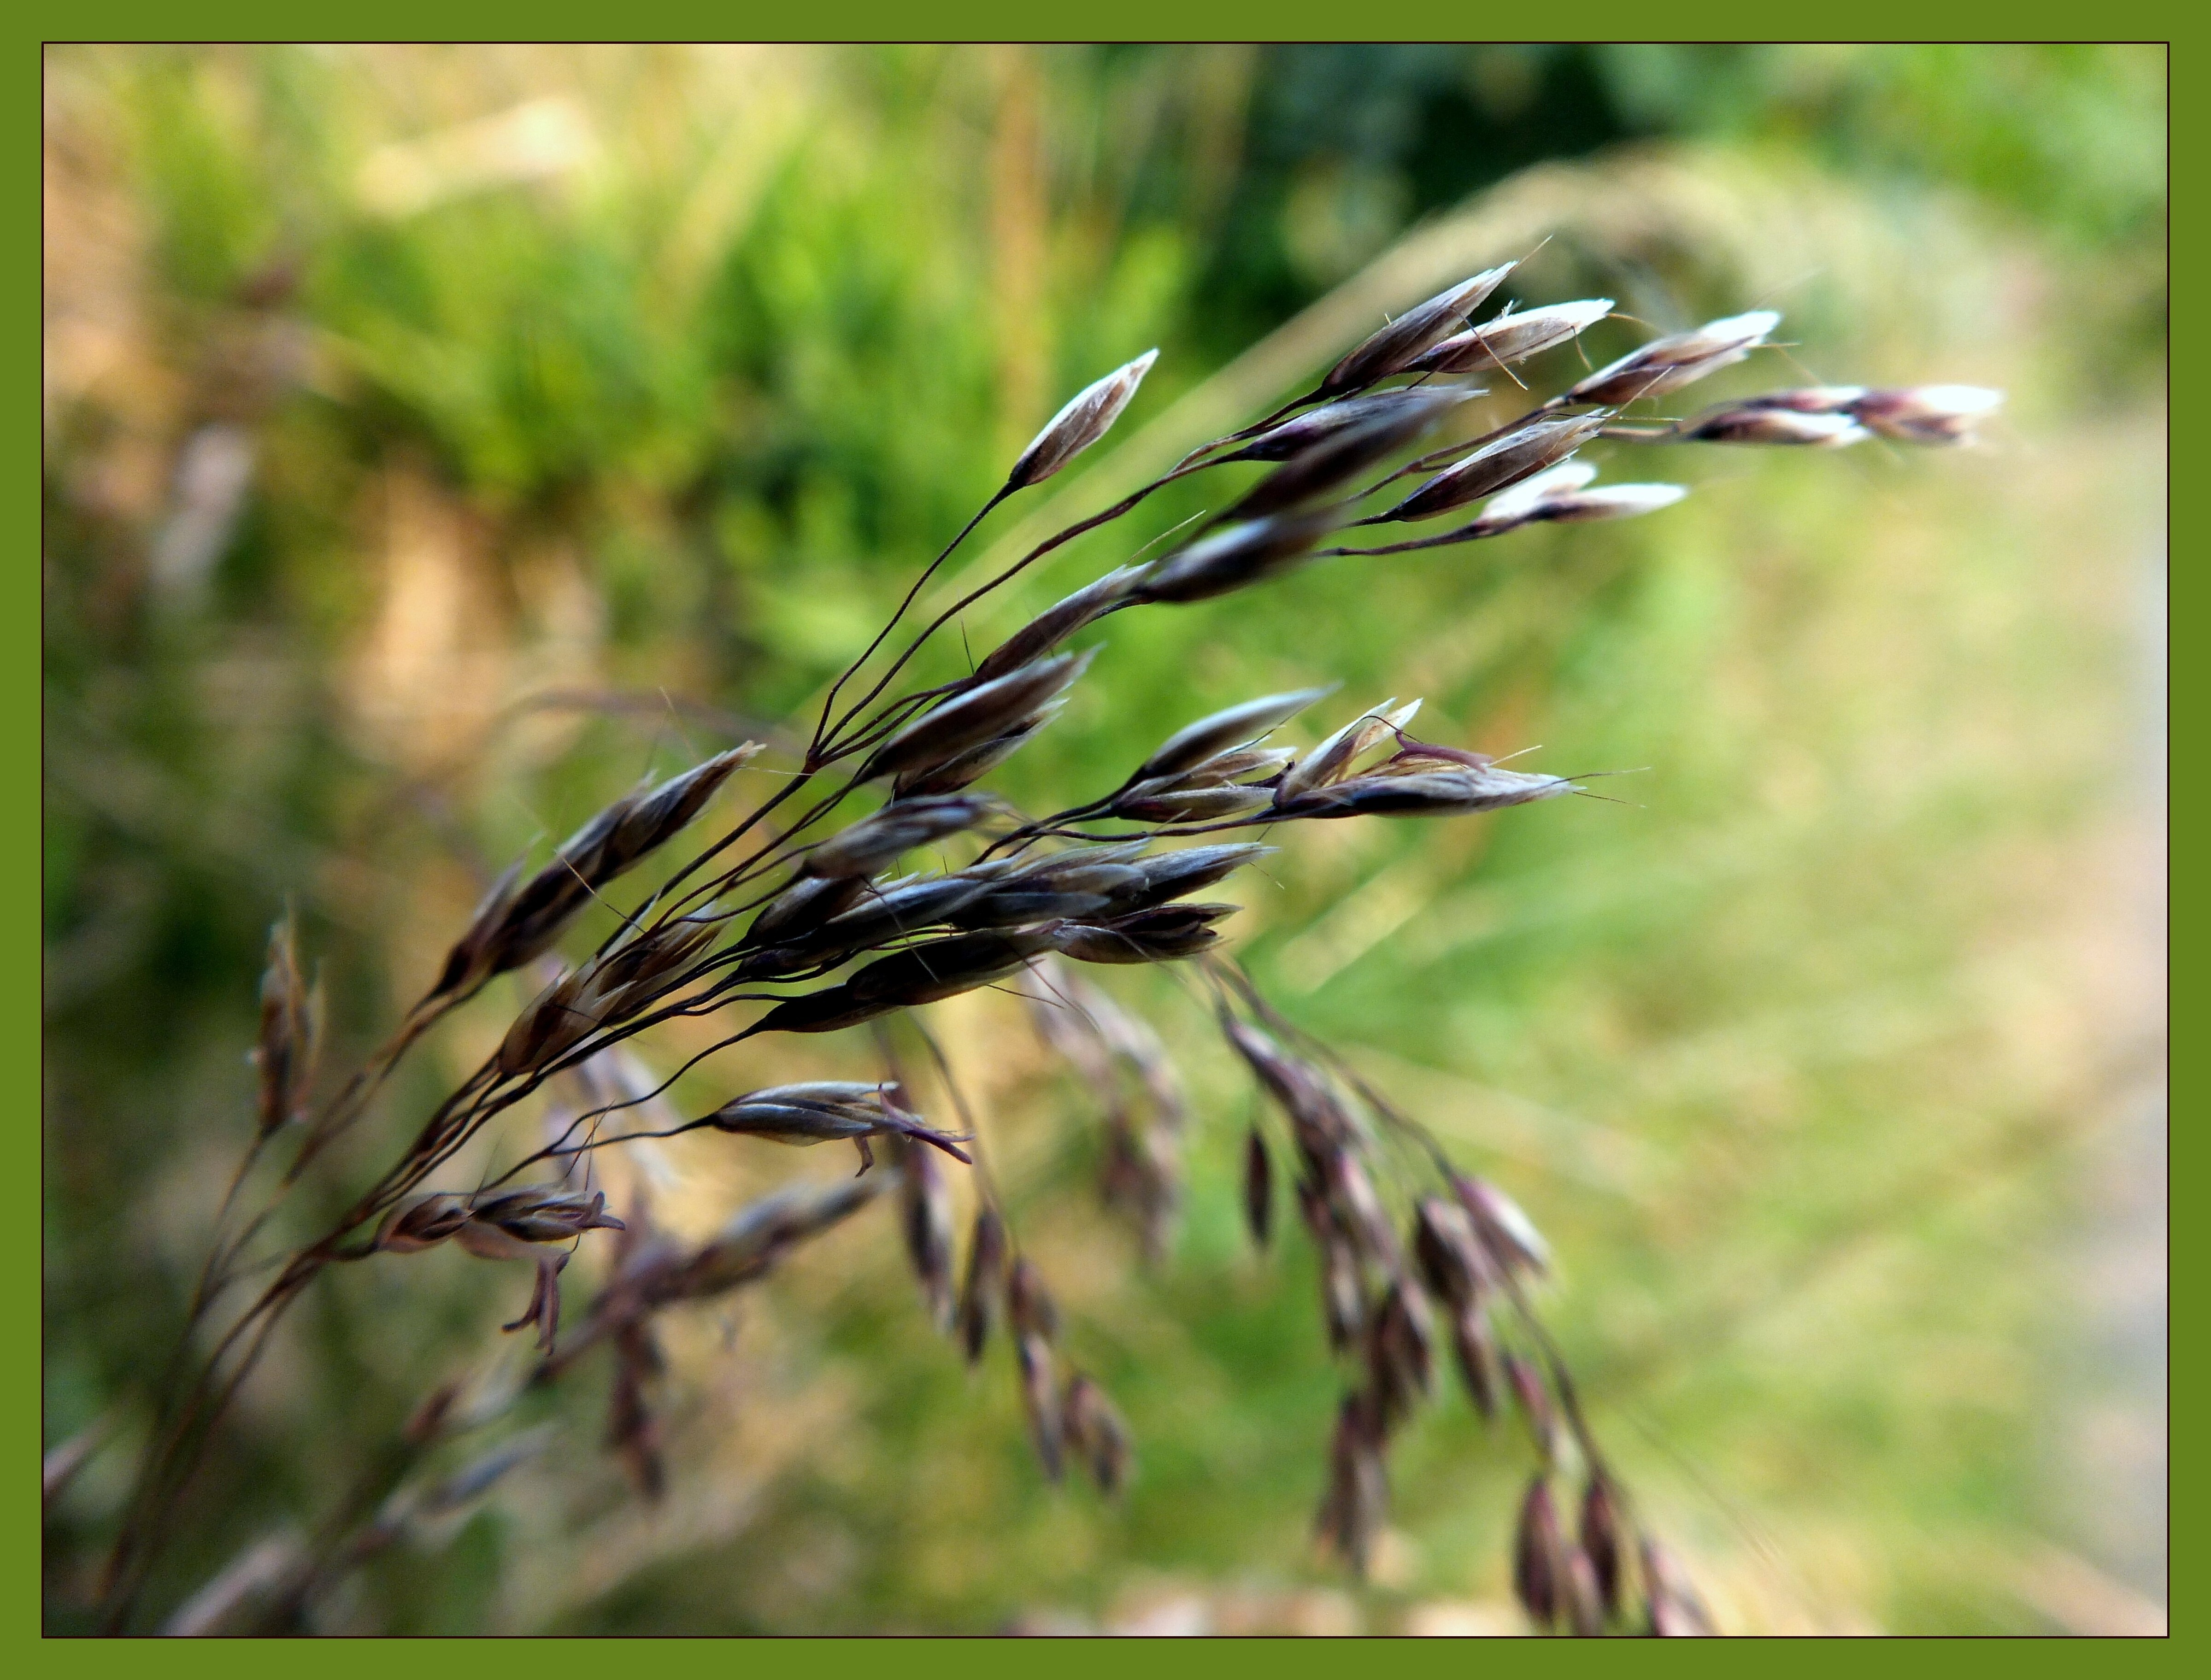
(22, 6), (2182, 1661)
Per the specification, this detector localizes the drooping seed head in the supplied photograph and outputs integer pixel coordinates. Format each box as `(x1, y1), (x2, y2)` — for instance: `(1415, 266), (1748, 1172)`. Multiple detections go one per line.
(947, 883), (1111, 931)
(789, 870), (1005, 959)
(1562, 1546), (1606, 1636)
(1729, 385), (1869, 414)
(747, 986), (900, 1037)
(1315, 1388), (1390, 1574)
(1006, 1255), (1059, 1342)
(1006, 350), (1158, 490)
(1322, 264), (1517, 394)
(1566, 308), (1781, 405)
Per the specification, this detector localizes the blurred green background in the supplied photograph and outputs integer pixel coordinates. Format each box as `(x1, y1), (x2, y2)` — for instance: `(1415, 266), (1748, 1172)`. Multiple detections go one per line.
(41, 44), (2166, 1634)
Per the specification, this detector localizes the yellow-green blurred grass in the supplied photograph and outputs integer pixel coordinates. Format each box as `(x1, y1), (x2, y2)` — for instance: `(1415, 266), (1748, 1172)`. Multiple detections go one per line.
(42, 45), (2161, 1633)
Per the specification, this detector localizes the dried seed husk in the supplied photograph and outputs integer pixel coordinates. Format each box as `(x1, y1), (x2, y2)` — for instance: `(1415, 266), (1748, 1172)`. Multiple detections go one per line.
(1056, 902), (1235, 965)
(467, 1186), (625, 1245)
(744, 873), (870, 948)
(1848, 383), (2004, 444)
(970, 566), (1148, 685)
(1366, 1278), (1437, 1428)
(892, 705), (1061, 797)
(1415, 1193), (1486, 1309)
(1315, 1389), (1389, 1575)
(1136, 690), (1330, 782)
(1115, 784), (1275, 823)
(1243, 1125), (1274, 1248)
(1276, 698), (1417, 800)
(1505, 1353), (1559, 1461)
(431, 746), (757, 994)
(1061, 1372), (1132, 1495)
(1452, 1170), (1550, 1275)
(1006, 1255), (1059, 1341)
(1378, 415), (1606, 524)
(1410, 297), (1614, 375)
(1128, 509), (1341, 606)
(1451, 1301), (1502, 1420)
(1223, 389), (1469, 521)
(1007, 350), (1158, 489)
(957, 1207), (1007, 1365)
(857, 651), (1094, 785)
(1505, 483), (1688, 527)
(1111, 843), (1273, 913)
(791, 871), (1003, 958)
(375, 1192), (472, 1253)
(665, 1172), (892, 1300)
(1675, 405), (1868, 447)
(1133, 745), (1294, 798)
(704, 1082), (970, 1161)
(251, 916), (318, 1137)
(1220, 391), (1462, 464)
(894, 1134), (955, 1329)
(1322, 264), (1515, 393)
(1566, 309), (1779, 406)
(1581, 1474), (1625, 1615)
(1514, 1475), (1566, 1628)
(1640, 1536), (1716, 1635)
(1562, 1546), (1606, 1636)
(801, 795), (994, 878)
(1016, 1332), (1064, 1481)
(1276, 765), (1574, 820)
(844, 927), (1064, 1008)
(946, 886), (1111, 931)
(747, 987), (900, 1036)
